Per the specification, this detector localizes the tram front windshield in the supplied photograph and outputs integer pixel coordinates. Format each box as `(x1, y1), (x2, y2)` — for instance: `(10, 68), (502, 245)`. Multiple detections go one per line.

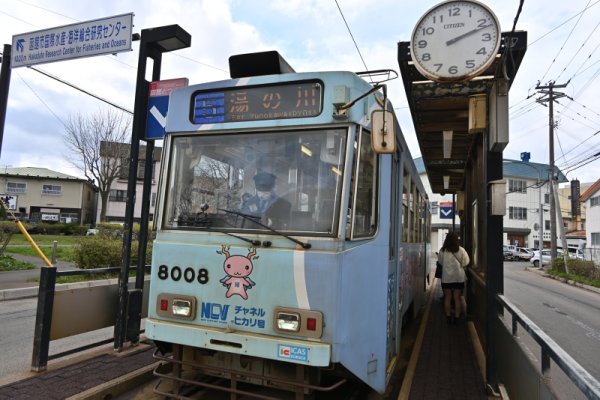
(163, 128), (346, 236)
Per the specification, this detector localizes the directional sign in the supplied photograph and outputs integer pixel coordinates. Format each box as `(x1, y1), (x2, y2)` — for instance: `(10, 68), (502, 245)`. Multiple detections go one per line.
(11, 13), (133, 68)
(146, 78), (189, 140)
(439, 202), (454, 219)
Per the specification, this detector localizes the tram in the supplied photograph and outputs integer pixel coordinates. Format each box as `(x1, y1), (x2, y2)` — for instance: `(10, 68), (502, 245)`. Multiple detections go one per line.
(146, 51), (431, 397)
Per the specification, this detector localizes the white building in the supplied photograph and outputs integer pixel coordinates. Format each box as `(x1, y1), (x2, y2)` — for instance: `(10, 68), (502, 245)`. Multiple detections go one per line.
(416, 156), (569, 251)
(580, 179), (600, 264)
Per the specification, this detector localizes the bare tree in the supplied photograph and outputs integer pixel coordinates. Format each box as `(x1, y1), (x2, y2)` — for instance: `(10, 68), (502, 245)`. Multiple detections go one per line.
(63, 109), (132, 222)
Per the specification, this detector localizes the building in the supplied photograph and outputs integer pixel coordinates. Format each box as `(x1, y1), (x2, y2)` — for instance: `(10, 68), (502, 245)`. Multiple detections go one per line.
(580, 179), (600, 264)
(0, 167), (97, 224)
(416, 156), (570, 251)
(99, 141), (161, 223)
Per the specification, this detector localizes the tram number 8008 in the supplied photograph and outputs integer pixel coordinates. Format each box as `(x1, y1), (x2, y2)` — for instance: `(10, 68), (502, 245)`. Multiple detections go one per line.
(157, 265), (209, 284)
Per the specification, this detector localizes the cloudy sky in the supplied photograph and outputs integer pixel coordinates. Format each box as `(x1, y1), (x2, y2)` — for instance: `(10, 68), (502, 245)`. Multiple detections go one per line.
(0, 0), (599, 185)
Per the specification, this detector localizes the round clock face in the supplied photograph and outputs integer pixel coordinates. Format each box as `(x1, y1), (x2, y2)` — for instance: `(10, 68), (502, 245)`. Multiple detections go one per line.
(411, 0), (501, 82)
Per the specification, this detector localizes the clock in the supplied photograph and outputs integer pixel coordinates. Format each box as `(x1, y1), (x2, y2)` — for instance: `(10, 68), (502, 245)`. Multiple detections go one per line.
(410, 0), (501, 82)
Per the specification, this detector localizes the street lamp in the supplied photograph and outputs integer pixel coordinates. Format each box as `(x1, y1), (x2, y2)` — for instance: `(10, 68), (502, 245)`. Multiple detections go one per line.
(114, 25), (191, 352)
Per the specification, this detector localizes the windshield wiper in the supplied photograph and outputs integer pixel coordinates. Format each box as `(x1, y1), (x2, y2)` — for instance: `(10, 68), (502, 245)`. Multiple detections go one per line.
(219, 208), (311, 250)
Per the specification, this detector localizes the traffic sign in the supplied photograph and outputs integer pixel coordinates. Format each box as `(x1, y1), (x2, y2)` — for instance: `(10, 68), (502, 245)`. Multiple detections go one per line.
(146, 78), (188, 140)
(439, 202), (454, 219)
(11, 13), (133, 68)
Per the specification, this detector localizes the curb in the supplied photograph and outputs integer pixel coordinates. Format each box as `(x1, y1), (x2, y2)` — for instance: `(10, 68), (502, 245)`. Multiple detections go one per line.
(525, 266), (600, 295)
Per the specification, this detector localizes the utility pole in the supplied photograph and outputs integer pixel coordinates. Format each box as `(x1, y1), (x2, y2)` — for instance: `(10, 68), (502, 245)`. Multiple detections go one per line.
(535, 81), (571, 263)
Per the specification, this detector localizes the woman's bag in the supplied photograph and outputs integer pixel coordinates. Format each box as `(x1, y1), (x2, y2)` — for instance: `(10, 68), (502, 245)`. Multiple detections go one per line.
(435, 260), (443, 278)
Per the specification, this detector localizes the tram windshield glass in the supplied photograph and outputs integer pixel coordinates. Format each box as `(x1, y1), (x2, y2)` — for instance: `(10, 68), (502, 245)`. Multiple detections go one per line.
(163, 128), (346, 235)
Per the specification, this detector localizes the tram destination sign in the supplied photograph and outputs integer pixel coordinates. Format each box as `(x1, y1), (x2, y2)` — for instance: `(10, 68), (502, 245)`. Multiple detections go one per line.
(11, 13), (133, 68)
(192, 81), (323, 124)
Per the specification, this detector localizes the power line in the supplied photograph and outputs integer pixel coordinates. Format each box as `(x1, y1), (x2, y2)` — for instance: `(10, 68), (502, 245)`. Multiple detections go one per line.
(538, 0), (591, 84)
(28, 65), (133, 115)
(529, 0), (600, 46)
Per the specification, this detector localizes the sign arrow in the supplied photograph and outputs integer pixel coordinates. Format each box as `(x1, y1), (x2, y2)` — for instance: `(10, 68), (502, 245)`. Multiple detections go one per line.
(149, 105), (167, 128)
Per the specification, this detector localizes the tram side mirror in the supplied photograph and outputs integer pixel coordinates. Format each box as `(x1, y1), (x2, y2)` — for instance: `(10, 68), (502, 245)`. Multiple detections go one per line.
(371, 110), (396, 153)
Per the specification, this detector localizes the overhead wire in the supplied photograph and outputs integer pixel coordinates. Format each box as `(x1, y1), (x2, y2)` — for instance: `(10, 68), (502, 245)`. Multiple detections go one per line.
(538, 0), (591, 84)
(333, 0), (370, 77)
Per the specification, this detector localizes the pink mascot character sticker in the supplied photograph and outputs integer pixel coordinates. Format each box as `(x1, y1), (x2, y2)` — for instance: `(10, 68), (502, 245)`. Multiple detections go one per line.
(217, 245), (257, 300)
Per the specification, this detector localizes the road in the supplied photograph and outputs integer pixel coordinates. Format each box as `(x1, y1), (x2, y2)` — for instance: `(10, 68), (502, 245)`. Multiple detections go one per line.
(503, 261), (600, 399)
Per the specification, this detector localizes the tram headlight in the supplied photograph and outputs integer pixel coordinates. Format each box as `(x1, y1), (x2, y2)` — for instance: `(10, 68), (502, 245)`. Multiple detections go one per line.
(172, 299), (193, 317)
(156, 294), (197, 320)
(273, 307), (323, 338)
(276, 312), (301, 332)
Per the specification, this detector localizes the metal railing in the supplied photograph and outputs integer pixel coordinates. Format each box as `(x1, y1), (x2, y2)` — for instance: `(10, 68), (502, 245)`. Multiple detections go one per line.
(496, 294), (600, 399)
(31, 264), (150, 371)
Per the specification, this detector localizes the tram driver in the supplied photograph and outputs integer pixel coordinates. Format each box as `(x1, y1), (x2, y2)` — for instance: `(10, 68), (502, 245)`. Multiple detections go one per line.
(241, 171), (291, 229)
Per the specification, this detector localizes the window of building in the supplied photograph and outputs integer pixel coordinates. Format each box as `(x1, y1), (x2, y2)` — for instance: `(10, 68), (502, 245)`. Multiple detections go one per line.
(591, 195), (600, 207)
(544, 193), (550, 204)
(6, 182), (26, 193)
(60, 212), (79, 223)
(509, 206), (527, 220)
(591, 232), (600, 246)
(509, 179), (527, 193)
(42, 184), (62, 196)
(109, 189), (127, 202)
(545, 220), (550, 230)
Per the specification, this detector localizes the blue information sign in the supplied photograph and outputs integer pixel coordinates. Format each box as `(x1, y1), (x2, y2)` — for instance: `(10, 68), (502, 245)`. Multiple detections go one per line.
(145, 78), (188, 140)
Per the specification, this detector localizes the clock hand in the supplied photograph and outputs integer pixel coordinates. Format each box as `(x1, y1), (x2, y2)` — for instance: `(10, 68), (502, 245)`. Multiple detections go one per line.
(445, 24), (491, 46)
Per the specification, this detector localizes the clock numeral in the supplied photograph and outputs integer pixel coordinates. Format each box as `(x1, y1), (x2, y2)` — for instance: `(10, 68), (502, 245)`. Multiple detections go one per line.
(477, 19), (488, 28)
(421, 27), (434, 35)
(448, 66), (458, 74)
(433, 15), (444, 23)
(466, 60), (475, 69)
(481, 33), (492, 42)
(418, 40), (428, 49)
(434, 63), (443, 72)
(476, 47), (487, 55)
(422, 53), (431, 61)
(448, 7), (460, 16)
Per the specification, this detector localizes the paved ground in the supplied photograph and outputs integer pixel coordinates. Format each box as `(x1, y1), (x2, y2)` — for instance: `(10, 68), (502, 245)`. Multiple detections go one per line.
(0, 342), (157, 400)
(405, 279), (489, 400)
(0, 253), (77, 290)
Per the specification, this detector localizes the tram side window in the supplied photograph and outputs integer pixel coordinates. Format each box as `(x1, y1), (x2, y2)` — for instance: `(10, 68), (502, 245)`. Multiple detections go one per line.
(402, 168), (410, 242)
(351, 129), (378, 238)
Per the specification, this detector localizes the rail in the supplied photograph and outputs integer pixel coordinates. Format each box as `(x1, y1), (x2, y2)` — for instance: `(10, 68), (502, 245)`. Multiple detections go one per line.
(496, 294), (600, 399)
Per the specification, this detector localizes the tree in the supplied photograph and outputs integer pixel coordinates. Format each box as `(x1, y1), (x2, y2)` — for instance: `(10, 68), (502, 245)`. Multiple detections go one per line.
(63, 109), (132, 222)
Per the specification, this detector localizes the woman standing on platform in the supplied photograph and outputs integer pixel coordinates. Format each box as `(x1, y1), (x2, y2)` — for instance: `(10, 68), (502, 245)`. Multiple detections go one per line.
(438, 232), (470, 324)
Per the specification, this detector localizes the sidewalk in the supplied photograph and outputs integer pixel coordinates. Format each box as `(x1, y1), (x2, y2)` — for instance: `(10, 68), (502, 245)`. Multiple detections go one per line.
(400, 278), (489, 400)
(0, 341), (158, 400)
(0, 253), (79, 300)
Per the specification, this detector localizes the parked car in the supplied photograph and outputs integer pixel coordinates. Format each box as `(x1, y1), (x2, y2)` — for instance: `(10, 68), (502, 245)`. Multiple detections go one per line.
(531, 249), (564, 268)
(503, 245), (515, 261)
(514, 247), (533, 261)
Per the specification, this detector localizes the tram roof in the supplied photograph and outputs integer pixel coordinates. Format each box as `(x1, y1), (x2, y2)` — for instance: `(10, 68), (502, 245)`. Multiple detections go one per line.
(398, 31), (528, 194)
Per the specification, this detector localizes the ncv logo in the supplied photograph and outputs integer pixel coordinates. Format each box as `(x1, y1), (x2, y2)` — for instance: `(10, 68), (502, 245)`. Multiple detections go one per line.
(201, 302), (229, 322)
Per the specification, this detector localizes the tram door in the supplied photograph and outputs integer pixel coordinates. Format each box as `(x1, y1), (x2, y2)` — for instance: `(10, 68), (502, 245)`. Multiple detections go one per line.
(387, 151), (401, 367)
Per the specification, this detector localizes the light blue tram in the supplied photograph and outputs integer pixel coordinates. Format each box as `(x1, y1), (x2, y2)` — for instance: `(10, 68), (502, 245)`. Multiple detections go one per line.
(146, 51), (431, 397)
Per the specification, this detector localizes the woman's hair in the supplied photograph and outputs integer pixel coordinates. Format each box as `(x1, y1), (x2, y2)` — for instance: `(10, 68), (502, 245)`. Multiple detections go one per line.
(441, 231), (460, 253)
